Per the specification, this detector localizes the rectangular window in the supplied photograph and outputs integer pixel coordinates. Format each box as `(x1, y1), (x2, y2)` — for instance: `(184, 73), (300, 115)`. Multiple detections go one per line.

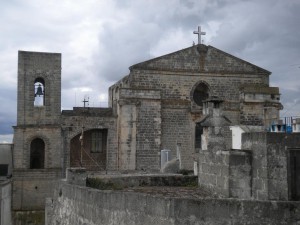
(91, 131), (102, 153)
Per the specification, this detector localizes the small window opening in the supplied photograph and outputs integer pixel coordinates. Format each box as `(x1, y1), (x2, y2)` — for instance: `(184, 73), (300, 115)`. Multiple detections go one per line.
(34, 78), (45, 106)
(91, 131), (103, 153)
(214, 102), (220, 108)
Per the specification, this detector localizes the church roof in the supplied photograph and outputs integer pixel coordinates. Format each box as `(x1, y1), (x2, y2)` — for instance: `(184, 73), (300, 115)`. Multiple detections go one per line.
(130, 44), (271, 75)
(62, 107), (113, 117)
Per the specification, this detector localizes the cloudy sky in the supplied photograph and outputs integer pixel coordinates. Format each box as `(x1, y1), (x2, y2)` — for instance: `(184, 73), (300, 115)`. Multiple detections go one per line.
(0, 0), (299, 143)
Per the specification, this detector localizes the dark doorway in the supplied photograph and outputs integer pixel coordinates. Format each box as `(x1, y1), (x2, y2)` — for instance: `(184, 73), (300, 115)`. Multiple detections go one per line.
(290, 150), (300, 201)
(30, 138), (45, 169)
(70, 129), (107, 170)
(0, 164), (8, 176)
(195, 123), (203, 149)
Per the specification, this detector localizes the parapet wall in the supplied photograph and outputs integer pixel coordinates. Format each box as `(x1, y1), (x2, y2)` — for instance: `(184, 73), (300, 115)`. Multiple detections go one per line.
(46, 180), (300, 225)
(242, 132), (300, 201)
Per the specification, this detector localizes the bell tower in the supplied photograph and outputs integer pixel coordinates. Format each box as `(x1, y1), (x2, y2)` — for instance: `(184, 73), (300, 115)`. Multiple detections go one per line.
(13, 51), (63, 221)
(16, 51), (61, 125)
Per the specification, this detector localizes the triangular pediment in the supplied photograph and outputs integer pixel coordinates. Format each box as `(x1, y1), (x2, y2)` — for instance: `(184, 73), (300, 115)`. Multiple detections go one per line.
(130, 44), (270, 75)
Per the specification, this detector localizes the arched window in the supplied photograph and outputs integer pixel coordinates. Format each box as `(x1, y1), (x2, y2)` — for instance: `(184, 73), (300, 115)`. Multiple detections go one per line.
(193, 82), (209, 106)
(30, 138), (45, 169)
(34, 78), (45, 106)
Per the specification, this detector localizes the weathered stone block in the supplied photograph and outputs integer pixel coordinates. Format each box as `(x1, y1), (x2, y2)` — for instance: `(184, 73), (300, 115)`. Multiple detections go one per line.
(66, 168), (87, 186)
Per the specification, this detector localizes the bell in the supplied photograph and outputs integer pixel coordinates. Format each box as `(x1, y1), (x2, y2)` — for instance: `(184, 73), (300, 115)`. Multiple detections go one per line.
(35, 84), (44, 97)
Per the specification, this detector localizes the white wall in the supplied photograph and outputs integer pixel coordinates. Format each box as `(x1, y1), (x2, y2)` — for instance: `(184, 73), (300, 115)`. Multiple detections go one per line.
(230, 126), (244, 150)
(0, 144), (13, 177)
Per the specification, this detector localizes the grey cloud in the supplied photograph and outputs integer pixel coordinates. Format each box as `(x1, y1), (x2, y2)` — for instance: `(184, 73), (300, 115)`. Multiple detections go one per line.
(280, 88), (300, 117)
(0, 0), (300, 141)
(0, 90), (16, 135)
(93, 22), (161, 82)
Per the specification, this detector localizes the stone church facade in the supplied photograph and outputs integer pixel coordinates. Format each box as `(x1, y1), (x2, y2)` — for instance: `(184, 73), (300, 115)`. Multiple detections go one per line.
(12, 44), (281, 217)
(108, 44), (281, 170)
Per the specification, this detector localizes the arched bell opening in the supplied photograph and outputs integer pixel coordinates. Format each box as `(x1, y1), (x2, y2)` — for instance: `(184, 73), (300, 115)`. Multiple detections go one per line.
(30, 138), (45, 169)
(70, 129), (108, 170)
(34, 77), (45, 106)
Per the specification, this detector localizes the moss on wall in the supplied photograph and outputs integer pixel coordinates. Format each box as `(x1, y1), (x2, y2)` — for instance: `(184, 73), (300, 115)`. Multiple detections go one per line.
(13, 211), (44, 225)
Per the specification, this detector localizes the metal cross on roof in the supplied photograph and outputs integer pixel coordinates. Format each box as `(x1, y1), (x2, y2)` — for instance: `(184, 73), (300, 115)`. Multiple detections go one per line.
(193, 26), (206, 44)
(82, 97), (89, 108)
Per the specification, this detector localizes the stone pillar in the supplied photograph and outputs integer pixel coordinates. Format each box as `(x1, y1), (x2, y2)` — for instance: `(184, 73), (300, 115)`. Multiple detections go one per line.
(198, 97), (232, 197)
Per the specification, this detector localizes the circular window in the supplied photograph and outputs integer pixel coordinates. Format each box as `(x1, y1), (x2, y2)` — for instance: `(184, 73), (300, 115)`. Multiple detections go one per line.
(193, 82), (209, 106)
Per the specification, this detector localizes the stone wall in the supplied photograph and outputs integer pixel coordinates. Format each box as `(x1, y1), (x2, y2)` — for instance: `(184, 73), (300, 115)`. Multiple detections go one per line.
(86, 174), (197, 189)
(161, 107), (193, 169)
(126, 70), (266, 170)
(12, 126), (63, 222)
(13, 211), (45, 225)
(198, 150), (230, 197)
(118, 102), (138, 170)
(240, 103), (265, 126)
(12, 169), (62, 225)
(228, 150), (252, 199)
(197, 100), (252, 200)
(240, 86), (281, 127)
(118, 89), (161, 171)
(13, 127), (62, 169)
(242, 132), (300, 201)
(12, 169), (62, 211)
(130, 69), (266, 111)
(198, 149), (252, 199)
(46, 180), (300, 225)
(199, 131), (300, 201)
(136, 98), (161, 170)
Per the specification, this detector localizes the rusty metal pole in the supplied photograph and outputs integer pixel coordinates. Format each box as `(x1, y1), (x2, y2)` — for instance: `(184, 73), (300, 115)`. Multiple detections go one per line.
(79, 126), (84, 167)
